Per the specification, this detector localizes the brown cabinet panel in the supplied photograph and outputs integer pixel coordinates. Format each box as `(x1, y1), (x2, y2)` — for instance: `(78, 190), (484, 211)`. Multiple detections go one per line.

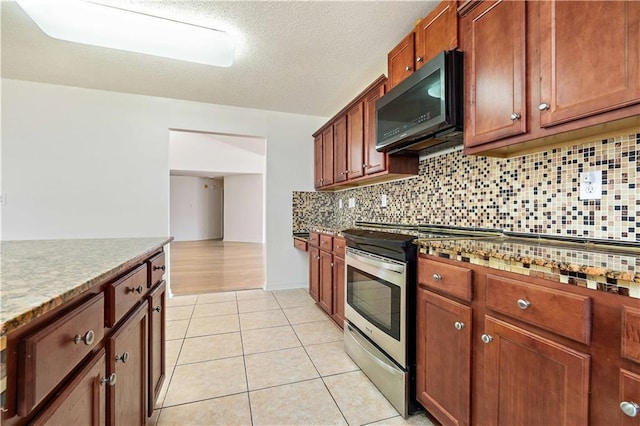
(347, 102), (365, 180)
(363, 83), (387, 175)
(620, 369), (640, 426)
(485, 274), (591, 344)
(18, 293), (105, 416)
(293, 238), (308, 252)
(623, 306), (640, 363)
(107, 264), (148, 327)
(333, 237), (346, 259)
(388, 32), (416, 90)
(539, 1), (640, 127)
(415, 0), (458, 68)
(319, 234), (333, 252)
(309, 246), (320, 302)
(314, 135), (323, 189)
(308, 232), (320, 248)
(322, 127), (334, 187)
(333, 115), (348, 183)
(418, 258), (473, 301)
(416, 288), (472, 426)
(463, 0), (527, 147)
(30, 349), (106, 426)
(147, 251), (166, 289)
(483, 316), (590, 425)
(332, 255), (345, 328)
(147, 281), (166, 417)
(108, 302), (148, 426)
(319, 249), (334, 314)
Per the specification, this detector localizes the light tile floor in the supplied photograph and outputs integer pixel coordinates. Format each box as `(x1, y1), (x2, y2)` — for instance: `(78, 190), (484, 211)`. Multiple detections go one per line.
(153, 288), (437, 426)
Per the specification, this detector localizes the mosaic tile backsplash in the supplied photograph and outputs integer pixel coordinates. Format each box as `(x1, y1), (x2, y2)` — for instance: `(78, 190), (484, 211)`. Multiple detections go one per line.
(293, 131), (640, 241)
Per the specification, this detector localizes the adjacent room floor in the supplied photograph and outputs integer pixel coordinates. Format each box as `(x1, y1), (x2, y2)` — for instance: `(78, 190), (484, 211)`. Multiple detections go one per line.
(154, 288), (435, 426)
(169, 240), (265, 294)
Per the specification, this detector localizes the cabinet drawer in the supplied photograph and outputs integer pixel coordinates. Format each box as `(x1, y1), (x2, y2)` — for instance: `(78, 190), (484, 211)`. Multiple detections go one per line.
(107, 264), (148, 327)
(485, 274), (591, 344)
(309, 232), (320, 247)
(622, 306), (640, 363)
(333, 237), (346, 258)
(418, 258), (473, 302)
(18, 293), (105, 416)
(293, 238), (308, 252)
(147, 251), (166, 288)
(319, 234), (333, 251)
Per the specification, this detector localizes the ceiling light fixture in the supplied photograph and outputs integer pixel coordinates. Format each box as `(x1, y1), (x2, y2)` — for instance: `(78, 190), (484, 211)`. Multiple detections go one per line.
(16, 0), (236, 67)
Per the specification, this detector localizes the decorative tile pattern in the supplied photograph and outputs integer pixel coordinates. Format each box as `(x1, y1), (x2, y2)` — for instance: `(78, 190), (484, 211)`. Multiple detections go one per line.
(293, 131), (640, 241)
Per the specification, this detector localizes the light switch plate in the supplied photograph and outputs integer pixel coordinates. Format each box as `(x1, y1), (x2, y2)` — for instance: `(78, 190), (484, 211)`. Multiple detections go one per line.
(381, 194), (387, 207)
(348, 198), (355, 208)
(338, 199), (343, 209)
(579, 170), (602, 200)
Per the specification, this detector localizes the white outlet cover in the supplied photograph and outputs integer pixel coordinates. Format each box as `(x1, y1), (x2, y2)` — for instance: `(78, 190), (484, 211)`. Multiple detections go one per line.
(348, 198), (355, 208)
(579, 170), (602, 200)
(381, 194), (387, 207)
(338, 199), (343, 209)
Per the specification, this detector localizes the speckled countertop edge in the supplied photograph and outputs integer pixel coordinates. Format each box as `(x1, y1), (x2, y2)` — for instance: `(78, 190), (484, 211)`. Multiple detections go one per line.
(0, 237), (173, 337)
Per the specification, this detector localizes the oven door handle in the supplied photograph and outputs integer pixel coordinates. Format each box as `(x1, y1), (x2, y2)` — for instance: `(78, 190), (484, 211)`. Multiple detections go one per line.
(348, 251), (404, 274)
(346, 323), (401, 375)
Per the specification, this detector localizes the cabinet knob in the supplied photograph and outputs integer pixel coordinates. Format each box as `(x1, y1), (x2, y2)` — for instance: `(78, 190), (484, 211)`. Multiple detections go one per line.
(100, 373), (117, 386)
(454, 321), (465, 330)
(517, 299), (531, 310)
(510, 112), (521, 120)
(405, 66), (412, 71)
(621, 401), (640, 417)
(416, 56), (423, 63)
(432, 273), (442, 282)
(128, 285), (144, 294)
(74, 330), (95, 346)
(154, 305), (162, 313)
(153, 265), (166, 271)
(115, 352), (129, 363)
(481, 334), (493, 344)
(331, 262), (334, 267)
(538, 102), (550, 111)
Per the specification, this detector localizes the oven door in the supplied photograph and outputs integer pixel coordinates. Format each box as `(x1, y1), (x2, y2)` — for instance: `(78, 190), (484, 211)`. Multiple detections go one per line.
(344, 247), (407, 367)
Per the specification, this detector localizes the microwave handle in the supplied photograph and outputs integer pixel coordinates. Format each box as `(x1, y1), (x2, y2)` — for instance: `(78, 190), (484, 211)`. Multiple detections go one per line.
(348, 251), (404, 274)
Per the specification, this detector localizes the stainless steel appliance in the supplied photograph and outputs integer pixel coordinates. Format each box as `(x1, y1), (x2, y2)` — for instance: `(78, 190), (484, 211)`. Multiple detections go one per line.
(342, 228), (418, 418)
(376, 50), (463, 156)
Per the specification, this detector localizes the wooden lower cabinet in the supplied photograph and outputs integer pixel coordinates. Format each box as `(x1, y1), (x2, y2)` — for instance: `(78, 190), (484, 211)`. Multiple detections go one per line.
(620, 369), (640, 425)
(332, 255), (345, 326)
(482, 316), (590, 425)
(309, 245), (320, 302)
(319, 249), (334, 314)
(148, 281), (166, 417)
(108, 302), (148, 426)
(416, 287), (472, 426)
(30, 349), (107, 426)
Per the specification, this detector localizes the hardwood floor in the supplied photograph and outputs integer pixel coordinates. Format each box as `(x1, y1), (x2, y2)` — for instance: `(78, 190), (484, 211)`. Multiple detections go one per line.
(169, 239), (265, 295)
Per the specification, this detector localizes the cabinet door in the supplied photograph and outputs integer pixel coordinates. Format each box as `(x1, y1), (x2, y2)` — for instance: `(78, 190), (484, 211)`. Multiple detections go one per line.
(318, 250), (334, 314)
(363, 83), (387, 175)
(333, 115), (348, 183)
(309, 246), (320, 302)
(314, 135), (323, 189)
(620, 369), (640, 426)
(147, 282), (166, 417)
(108, 302), (148, 426)
(416, 287), (472, 426)
(332, 255), (345, 327)
(347, 102), (364, 180)
(483, 316), (590, 425)
(321, 127), (334, 187)
(31, 349), (106, 426)
(539, 1), (640, 127)
(415, 0), (458, 68)
(463, 0), (527, 147)
(387, 32), (415, 90)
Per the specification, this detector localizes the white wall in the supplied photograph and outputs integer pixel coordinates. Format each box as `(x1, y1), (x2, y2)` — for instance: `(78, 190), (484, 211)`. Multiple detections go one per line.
(170, 176), (222, 241)
(224, 174), (263, 243)
(2, 79), (322, 290)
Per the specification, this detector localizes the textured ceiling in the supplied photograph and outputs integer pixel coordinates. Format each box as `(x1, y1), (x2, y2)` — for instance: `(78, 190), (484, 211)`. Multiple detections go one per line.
(1, 1), (437, 117)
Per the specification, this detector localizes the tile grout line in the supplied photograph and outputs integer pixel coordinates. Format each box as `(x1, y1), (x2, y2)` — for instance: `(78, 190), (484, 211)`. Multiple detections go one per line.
(236, 292), (255, 426)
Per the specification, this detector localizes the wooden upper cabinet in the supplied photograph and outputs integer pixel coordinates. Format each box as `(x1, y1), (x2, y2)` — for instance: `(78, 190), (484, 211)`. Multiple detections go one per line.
(321, 126), (334, 187)
(363, 82), (387, 175)
(415, 0), (458, 68)
(387, 32), (416, 90)
(347, 102), (364, 180)
(313, 135), (323, 189)
(463, 0), (527, 147)
(539, 1), (640, 127)
(333, 115), (348, 183)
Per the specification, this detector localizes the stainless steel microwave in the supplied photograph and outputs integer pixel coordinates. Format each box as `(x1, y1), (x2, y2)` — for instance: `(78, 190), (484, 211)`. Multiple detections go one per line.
(376, 50), (463, 155)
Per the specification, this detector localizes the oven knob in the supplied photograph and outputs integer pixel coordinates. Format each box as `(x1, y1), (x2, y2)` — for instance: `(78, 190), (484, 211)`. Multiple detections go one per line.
(432, 274), (442, 282)
(454, 321), (465, 330)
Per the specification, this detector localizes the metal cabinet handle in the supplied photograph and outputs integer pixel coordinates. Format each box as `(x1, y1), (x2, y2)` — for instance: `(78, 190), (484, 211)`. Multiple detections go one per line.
(74, 330), (95, 346)
(100, 373), (117, 386)
(481, 334), (493, 344)
(620, 401), (640, 417)
(517, 299), (531, 310)
(128, 285), (144, 294)
(432, 274), (442, 282)
(538, 102), (550, 111)
(405, 66), (412, 71)
(416, 56), (423, 63)
(114, 352), (129, 363)
(154, 306), (162, 313)
(510, 112), (521, 120)
(454, 321), (465, 330)
(153, 265), (166, 271)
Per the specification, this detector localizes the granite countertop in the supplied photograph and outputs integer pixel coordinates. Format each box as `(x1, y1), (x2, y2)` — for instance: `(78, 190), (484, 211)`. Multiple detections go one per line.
(0, 237), (172, 336)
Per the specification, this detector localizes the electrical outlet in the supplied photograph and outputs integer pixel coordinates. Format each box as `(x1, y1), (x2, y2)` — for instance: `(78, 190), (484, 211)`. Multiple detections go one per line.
(579, 170), (602, 200)
(348, 198), (355, 208)
(381, 194), (387, 207)
(338, 199), (343, 209)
